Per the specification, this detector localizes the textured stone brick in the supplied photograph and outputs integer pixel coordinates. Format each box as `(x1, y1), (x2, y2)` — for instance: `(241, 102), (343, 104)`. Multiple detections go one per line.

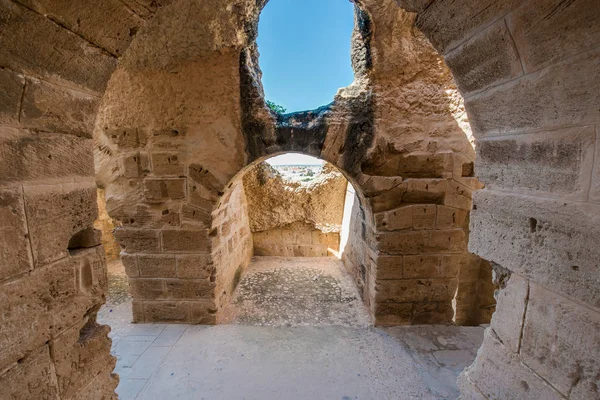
(463, 329), (564, 400)
(0, 67), (24, 125)
(520, 283), (600, 398)
(181, 204), (211, 227)
(143, 301), (189, 323)
(138, 254), (176, 277)
(0, 247), (105, 370)
(0, 186), (32, 281)
(162, 229), (210, 253)
(507, 0), (600, 72)
(376, 278), (457, 303)
(0, 345), (60, 400)
(0, 0), (116, 92)
(0, 129), (94, 183)
(20, 78), (99, 137)
(188, 301), (217, 324)
(165, 278), (214, 299)
(128, 278), (166, 300)
(113, 228), (160, 253)
(378, 229), (465, 255)
(490, 274), (528, 353)
(476, 127), (596, 199)
(466, 49), (600, 136)
(416, 0), (519, 53)
(470, 190), (600, 308)
(50, 318), (116, 399)
(151, 152), (185, 176)
(176, 254), (213, 279)
(24, 183), (97, 266)
(377, 256), (403, 280)
(374, 302), (413, 326)
(436, 205), (467, 229)
(445, 19), (522, 93)
(17, 0), (144, 56)
(375, 206), (413, 231)
(120, 253), (139, 277)
(412, 204), (436, 230)
(144, 178), (186, 202)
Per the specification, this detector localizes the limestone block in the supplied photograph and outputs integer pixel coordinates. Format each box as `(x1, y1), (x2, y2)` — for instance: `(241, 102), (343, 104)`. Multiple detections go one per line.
(470, 190), (600, 308)
(0, 129), (94, 183)
(368, 184), (408, 213)
(445, 19), (522, 94)
(176, 254), (213, 279)
(188, 301), (217, 324)
(0, 247), (105, 370)
(490, 274), (528, 353)
(507, 0), (600, 72)
(393, 0), (432, 13)
(164, 278), (214, 299)
(24, 183), (97, 266)
(128, 278), (166, 300)
(0, 0), (116, 92)
(50, 318), (116, 399)
(138, 254), (176, 277)
(162, 229), (210, 253)
(520, 283), (600, 398)
(104, 128), (147, 148)
(462, 329), (564, 400)
(143, 178), (186, 202)
(181, 204), (211, 228)
(443, 180), (472, 210)
(17, 0), (144, 56)
(374, 302), (413, 326)
(143, 301), (189, 323)
(401, 179), (447, 204)
(114, 228), (160, 253)
(0, 186), (32, 281)
(403, 255), (463, 279)
(416, 0), (519, 53)
(378, 229), (465, 255)
(412, 301), (454, 324)
(151, 152), (185, 176)
(0, 67), (24, 125)
(20, 78), (99, 137)
(376, 278), (458, 303)
(436, 205), (467, 229)
(377, 256), (403, 280)
(0, 345), (60, 400)
(120, 253), (139, 277)
(375, 205), (413, 231)
(412, 204), (436, 230)
(476, 127), (596, 199)
(466, 49), (600, 136)
(121, 153), (142, 178)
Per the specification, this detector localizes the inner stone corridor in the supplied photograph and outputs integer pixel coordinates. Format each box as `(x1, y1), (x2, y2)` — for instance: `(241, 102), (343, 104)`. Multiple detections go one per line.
(0, 0), (599, 399)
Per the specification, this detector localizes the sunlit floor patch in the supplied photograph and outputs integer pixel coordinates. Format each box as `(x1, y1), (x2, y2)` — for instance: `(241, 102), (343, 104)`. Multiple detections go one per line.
(220, 256), (371, 327)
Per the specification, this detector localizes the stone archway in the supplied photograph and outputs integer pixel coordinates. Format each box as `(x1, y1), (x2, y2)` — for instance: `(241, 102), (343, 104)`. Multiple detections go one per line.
(0, 0), (598, 398)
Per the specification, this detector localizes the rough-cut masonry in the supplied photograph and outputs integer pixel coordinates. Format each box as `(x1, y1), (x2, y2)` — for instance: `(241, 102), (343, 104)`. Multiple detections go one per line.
(0, 0), (598, 398)
(243, 162), (346, 256)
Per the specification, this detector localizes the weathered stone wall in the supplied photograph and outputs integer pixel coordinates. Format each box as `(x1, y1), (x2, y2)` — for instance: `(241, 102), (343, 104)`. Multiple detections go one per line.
(212, 179), (253, 318)
(243, 162), (346, 257)
(395, 0), (600, 398)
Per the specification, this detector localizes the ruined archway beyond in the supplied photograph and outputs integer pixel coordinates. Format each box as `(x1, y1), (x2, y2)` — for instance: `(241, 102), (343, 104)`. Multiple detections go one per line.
(1, 0), (598, 399)
(94, 0), (489, 328)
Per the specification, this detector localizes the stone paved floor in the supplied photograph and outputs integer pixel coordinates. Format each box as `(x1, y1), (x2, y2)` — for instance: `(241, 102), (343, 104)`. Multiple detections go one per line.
(98, 256), (485, 400)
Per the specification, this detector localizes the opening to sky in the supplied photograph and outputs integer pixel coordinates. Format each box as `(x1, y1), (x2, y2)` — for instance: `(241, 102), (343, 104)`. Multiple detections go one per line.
(266, 153), (324, 166)
(257, 0), (355, 113)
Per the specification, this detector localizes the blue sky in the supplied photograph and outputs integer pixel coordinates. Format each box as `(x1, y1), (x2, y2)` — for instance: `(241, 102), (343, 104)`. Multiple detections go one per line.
(257, 0), (356, 113)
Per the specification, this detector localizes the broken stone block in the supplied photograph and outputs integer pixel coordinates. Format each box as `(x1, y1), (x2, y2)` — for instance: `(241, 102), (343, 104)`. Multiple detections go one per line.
(0, 186), (32, 281)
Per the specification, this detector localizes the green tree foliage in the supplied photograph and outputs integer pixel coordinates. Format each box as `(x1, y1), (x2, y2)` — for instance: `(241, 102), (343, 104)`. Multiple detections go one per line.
(266, 100), (287, 114)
